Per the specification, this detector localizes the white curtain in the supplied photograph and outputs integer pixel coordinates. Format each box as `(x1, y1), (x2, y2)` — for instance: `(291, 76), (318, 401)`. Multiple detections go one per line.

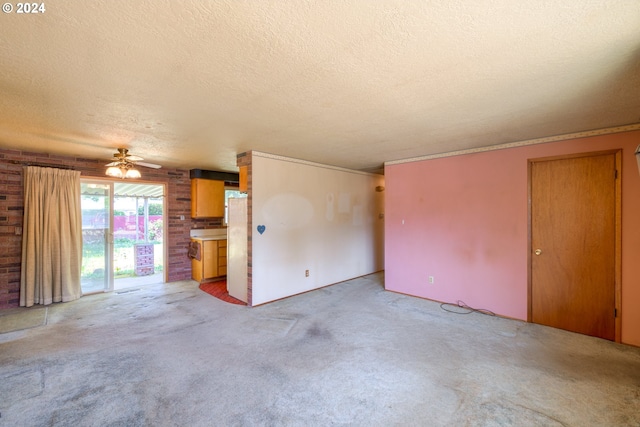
(20, 166), (83, 307)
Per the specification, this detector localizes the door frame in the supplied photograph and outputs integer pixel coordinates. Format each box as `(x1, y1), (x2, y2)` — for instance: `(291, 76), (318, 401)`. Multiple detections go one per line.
(527, 149), (622, 342)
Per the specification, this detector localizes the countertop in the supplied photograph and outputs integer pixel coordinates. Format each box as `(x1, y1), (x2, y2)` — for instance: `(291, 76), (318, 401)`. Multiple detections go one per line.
(190, 236), (227, 241)
(190, 228), (227, 241)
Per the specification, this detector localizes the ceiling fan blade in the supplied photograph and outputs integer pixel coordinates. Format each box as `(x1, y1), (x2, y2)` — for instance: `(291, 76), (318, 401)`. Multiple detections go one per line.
(105, 161), (121, 167)
(125, 155), (144, 161)
(136, 161), (162, 169)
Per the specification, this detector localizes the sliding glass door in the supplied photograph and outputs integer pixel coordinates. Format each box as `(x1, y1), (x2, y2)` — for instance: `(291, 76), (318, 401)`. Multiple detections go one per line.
(80, 179), (165, 294)
(80, 180), (114, 294)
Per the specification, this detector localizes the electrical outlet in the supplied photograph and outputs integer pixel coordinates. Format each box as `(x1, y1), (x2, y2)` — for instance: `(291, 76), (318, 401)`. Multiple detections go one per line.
(305, 270), (310, 277)
(428, 276), (434, 284)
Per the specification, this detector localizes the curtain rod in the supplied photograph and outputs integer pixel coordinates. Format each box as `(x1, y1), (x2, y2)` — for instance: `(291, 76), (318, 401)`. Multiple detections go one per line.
(11, 160), (76, 170)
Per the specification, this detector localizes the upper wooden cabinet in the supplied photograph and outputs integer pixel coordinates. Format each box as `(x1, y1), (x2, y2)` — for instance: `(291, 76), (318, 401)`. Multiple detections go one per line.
(239, 166), (248, 193)
(191, 178), (224, 218)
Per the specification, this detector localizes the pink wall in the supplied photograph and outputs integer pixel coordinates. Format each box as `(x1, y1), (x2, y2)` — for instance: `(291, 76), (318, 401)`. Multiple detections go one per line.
(385, 130), (640, 346)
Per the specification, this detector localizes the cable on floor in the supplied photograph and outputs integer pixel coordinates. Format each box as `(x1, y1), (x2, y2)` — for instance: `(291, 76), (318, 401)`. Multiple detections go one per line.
(440, 300), (496, 316)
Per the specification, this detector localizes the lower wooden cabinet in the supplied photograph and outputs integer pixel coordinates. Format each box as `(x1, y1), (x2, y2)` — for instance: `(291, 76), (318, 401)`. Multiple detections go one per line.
(191, 239), (227, 282)
(217, 240), (227, 277)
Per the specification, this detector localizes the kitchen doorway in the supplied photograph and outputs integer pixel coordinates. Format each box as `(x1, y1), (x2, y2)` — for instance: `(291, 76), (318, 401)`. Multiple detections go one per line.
(81, 180), (166, 294)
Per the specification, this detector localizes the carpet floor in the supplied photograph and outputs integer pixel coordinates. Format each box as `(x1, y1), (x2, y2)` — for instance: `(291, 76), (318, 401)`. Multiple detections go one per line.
(1, 273), (639, 426)
(0, 307), (47, 334)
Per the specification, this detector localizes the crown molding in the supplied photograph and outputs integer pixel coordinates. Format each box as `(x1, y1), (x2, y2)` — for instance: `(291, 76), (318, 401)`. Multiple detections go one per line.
(251, 151), (380, 176)
(385, 123), (640, 166)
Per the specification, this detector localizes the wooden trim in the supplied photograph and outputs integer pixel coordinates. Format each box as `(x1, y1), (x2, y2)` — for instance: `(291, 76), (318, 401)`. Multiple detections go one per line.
(614, 150), (622, 343)
(527, 149), (619, 164)
(161, 182), (169, 284)
(527, 160), (533, 322)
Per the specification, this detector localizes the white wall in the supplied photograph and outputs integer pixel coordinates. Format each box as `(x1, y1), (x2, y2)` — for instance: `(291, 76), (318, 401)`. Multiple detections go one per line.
(251, 153), (384, 305)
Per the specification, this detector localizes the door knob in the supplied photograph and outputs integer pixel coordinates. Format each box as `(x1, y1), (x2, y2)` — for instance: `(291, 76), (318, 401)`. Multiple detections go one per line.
(534, 249), (542, 256)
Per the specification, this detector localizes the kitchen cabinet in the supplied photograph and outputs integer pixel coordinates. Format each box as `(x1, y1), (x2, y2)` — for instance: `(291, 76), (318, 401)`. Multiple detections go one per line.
(191, 178), (224, 218)
(239, 166), (248, 193)
(217, 240), (227, 277)
(191, 238), (227, 282)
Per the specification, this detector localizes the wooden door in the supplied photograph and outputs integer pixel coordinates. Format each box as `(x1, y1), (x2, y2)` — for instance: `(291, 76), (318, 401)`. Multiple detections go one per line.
(529, 151), (620, 341)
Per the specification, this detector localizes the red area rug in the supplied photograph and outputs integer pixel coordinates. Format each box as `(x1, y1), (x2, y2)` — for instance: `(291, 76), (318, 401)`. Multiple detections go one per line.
(199, 280), (246, 306)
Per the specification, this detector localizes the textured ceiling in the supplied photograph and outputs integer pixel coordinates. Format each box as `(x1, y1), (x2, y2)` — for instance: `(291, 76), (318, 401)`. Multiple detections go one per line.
(1, 0), (639, 173)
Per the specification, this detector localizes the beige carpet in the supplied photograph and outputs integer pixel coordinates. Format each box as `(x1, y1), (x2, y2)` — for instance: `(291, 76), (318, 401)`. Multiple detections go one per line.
(0, 307), (47, 334)
(1, 273), (639, 426)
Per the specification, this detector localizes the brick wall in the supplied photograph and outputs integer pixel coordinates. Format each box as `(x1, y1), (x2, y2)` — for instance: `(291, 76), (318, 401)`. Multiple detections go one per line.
(236, 151), (252, 306)
(0, 148), (223, 309)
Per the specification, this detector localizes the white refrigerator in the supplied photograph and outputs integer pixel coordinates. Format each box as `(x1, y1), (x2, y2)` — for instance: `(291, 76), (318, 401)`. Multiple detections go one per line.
(227, 197), (248, 303)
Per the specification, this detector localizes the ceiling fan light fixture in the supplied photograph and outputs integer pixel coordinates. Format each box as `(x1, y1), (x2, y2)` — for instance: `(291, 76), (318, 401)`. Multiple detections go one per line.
(105, 166), (124, 178)
(105, 148), (158, 178)
(125, 168), (141, 179)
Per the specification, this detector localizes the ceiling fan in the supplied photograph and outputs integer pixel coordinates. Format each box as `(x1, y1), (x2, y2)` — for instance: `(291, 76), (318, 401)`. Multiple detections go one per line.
(105, 148), (161, 179)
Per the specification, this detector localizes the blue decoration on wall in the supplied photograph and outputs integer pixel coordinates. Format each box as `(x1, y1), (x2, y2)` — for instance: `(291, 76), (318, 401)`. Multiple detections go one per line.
(257, 225), (266, 235)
